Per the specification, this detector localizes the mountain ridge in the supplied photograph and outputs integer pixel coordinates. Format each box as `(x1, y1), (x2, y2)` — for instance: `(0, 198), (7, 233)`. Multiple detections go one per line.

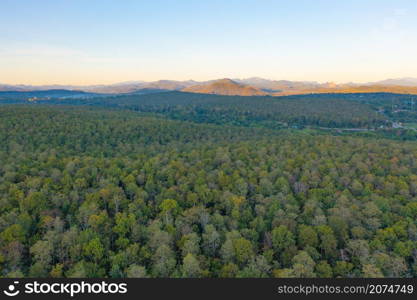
(3, 77), (417, 96)
(182, 78), (267, 96)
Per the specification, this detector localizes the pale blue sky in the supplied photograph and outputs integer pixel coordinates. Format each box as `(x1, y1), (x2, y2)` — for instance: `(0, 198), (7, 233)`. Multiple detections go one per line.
(1, 0), (416, 85)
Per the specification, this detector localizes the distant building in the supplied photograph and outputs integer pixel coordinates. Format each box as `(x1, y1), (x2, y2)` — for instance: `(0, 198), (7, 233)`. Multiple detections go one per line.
(392, 122), (403, 129)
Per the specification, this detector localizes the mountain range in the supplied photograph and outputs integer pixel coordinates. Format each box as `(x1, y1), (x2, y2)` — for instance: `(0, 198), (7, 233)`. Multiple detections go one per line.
(2, 77), (417, 96)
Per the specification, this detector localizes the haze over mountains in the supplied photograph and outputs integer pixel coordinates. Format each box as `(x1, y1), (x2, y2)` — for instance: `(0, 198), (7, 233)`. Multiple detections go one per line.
(2, 77), (417, 96)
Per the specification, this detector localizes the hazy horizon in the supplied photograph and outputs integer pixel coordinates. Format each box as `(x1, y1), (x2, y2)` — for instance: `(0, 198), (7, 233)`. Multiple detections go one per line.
(3, 76), (417, 87)
(1, 0), (417, 85)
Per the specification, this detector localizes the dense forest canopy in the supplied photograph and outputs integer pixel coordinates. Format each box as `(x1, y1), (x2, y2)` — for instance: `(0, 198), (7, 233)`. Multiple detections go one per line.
(0, 91), (397, 128)
(1, 105), (417, 278)
(3, 91), (417, 131)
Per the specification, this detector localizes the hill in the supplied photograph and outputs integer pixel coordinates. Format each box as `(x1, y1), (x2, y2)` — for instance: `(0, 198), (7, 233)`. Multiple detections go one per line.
(182, 79), (267, 96)
(235, 77), (321, 93)
(272, 85), (417, 96)
(0, 89), (99, 100)
(0, 80), (197, 94)
(372, 77), (417, 86)
(3, 77), (417, 96)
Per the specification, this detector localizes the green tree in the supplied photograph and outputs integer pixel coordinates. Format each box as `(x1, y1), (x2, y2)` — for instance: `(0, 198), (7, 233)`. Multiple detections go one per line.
(182, 253), (201, 278)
